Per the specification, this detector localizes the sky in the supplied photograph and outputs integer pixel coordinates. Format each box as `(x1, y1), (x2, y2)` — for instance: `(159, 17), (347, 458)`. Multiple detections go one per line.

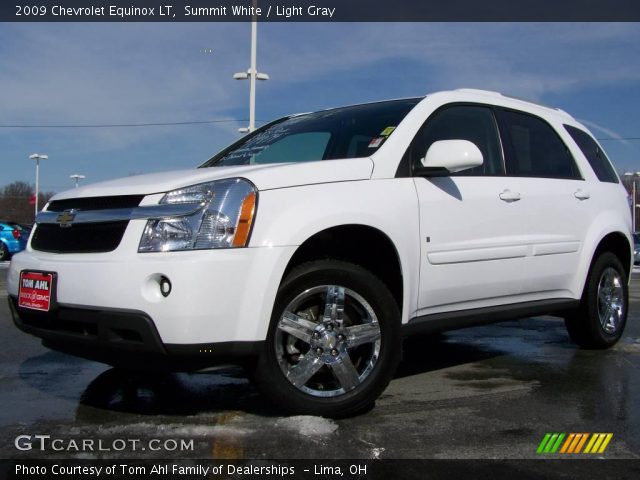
(0, 22), (639, 195)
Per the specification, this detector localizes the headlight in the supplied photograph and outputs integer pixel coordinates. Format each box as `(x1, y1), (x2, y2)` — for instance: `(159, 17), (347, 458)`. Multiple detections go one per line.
(138, 178), (257, 252)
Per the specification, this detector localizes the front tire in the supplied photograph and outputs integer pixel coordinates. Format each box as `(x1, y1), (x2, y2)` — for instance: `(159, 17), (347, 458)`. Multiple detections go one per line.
(255, 260), (401, 418)
(565, 252), (628, 349)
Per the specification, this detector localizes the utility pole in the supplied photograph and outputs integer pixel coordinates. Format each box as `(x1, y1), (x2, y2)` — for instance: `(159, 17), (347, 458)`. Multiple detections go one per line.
(233, 0), (269, 133)
(70, 174), (86, 188)
(28, 153), (48, 216)
(634, 178), (637, 233)
(624, 171), (640, 232)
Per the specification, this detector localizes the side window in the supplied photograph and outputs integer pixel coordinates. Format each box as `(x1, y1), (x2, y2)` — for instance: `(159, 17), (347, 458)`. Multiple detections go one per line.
(564, 125), (619, 183)
(499, 110), (581, 180)
(410, 105), (504, 176)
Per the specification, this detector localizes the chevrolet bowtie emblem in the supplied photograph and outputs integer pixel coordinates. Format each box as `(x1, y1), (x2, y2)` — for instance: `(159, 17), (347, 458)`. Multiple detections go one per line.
(56, 209), (77, 228)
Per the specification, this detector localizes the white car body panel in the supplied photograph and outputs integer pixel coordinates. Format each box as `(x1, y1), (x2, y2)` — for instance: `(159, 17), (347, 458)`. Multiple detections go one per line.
(51, 158), (374, 200)
(8, 222), (297, 344)
(415, 176), (528, 311)
(250, 178), (422, 322)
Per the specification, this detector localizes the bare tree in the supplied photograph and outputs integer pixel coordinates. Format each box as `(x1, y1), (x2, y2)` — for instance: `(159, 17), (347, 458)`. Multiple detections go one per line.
(0, 181), (55, 224)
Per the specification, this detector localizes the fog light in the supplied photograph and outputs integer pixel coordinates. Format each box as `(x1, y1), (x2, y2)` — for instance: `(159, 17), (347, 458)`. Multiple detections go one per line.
(160, 276), (172, 297)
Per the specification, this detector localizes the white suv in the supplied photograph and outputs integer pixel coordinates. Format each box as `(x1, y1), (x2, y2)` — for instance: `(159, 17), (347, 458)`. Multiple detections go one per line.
(9, 89), (631, 417)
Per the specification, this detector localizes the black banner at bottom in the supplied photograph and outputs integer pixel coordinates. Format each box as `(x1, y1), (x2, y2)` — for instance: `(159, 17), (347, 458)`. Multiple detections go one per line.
(2, 459), (640, 480)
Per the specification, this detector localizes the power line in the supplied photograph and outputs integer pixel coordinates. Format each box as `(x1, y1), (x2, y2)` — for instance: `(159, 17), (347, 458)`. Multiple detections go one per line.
(0, 119), (636, 141)
(0, 119), (250, 128)
(597, 137), (640, 141)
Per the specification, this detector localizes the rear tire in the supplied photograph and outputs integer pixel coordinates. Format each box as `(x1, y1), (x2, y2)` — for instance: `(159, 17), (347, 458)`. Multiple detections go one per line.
(565, 252), (628, 349)
(254, 260), (401, 418)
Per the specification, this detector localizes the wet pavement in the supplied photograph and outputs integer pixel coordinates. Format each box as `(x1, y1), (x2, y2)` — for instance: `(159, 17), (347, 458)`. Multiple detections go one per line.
(1, 260), (639, 460)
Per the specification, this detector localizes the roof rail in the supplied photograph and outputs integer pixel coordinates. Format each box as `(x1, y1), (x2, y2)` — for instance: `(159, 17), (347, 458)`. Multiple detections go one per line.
(453, 88), (572, 118)
(455, 88), (504, 97)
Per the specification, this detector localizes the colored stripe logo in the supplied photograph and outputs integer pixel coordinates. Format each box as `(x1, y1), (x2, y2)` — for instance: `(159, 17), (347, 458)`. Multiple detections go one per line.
(537, 433), (613, 454)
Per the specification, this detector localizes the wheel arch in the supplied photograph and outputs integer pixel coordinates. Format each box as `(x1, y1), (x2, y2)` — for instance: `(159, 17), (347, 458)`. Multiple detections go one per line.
(578, 231), (632, 298)
(281, 224), (404, 315)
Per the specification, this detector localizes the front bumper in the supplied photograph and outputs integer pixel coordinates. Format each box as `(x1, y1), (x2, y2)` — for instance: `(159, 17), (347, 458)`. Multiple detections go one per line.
(8, 241), (297, 346)
(9, 297), (261, 370)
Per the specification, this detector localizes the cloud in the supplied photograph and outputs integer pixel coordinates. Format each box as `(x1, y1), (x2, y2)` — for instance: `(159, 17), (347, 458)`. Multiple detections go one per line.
(260, 23), (640, 100)
(0, 23), (250, 152)
(2, 23), (639, 131)
(579, 119), (636, 149)
(0, 22), (638, 189)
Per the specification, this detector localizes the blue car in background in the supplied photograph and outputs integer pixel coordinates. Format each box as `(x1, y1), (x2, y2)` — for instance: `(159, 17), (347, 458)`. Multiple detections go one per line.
(0, 221), (29, 261)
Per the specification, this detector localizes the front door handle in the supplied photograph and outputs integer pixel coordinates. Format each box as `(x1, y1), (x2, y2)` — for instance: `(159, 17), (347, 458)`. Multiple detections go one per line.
(499, 189), (521, 202)
(574, 189), (591, 200)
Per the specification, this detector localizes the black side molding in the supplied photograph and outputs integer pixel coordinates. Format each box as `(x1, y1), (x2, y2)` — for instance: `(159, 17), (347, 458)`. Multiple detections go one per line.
(402, 298), (579, 337)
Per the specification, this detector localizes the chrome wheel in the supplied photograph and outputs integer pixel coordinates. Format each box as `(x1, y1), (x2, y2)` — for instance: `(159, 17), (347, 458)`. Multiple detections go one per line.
(564, 252), (627, 349)
(597, 267), (624, 335)
(275, 285), (381, 398)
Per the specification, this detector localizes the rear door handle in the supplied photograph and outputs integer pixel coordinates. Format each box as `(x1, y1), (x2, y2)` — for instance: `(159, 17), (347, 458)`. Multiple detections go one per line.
(499, 189), (521, 202)
(574, 189), (591, 200)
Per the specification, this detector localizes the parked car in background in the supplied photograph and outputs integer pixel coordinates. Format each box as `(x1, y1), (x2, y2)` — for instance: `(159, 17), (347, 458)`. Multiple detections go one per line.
(0, 221), (28, 261)
(18, 224), (32, 237)
(633, 233), (640, 264)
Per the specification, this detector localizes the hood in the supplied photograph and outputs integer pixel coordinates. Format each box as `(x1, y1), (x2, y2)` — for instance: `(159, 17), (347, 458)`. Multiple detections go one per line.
(51, 158), (374, 201)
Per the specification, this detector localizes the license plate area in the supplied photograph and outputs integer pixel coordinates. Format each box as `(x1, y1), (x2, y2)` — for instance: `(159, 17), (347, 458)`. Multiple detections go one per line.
(18, 271), (57, 312)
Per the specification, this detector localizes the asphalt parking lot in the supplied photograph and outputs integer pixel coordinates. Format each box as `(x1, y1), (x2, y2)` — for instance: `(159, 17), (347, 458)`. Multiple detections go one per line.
(0, 260), (639, 462)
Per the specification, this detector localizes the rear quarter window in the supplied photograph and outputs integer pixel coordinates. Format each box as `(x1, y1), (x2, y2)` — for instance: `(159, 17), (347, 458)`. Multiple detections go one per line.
(499, 109), (581, 180)
(564, 125), (619, 183)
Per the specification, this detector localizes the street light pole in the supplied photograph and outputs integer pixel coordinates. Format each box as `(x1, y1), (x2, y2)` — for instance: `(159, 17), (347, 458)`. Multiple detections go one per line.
(70, 174), (86, 188)
(624, 171), (640, 232)
(634, 180), (637, 233)
(28, 153), (48, 216)
(249, 11), (257, 132)
(234, 0), (269, 133)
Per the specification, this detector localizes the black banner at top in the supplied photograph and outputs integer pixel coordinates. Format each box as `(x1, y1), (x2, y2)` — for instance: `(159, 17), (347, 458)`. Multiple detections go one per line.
(3, 0), (640, 22)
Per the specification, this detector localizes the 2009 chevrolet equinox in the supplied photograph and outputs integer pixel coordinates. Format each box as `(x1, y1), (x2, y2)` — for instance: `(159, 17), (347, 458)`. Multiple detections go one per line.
(9, 89), (632, 417)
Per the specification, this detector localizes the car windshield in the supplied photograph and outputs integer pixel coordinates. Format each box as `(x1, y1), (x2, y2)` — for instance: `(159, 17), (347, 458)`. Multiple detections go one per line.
(201, 98), (422, 167)
(634, 233), (640, 244)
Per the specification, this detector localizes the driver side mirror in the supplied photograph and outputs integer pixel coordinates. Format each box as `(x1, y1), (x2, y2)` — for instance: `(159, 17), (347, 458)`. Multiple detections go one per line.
(414, 139), (483, 176)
